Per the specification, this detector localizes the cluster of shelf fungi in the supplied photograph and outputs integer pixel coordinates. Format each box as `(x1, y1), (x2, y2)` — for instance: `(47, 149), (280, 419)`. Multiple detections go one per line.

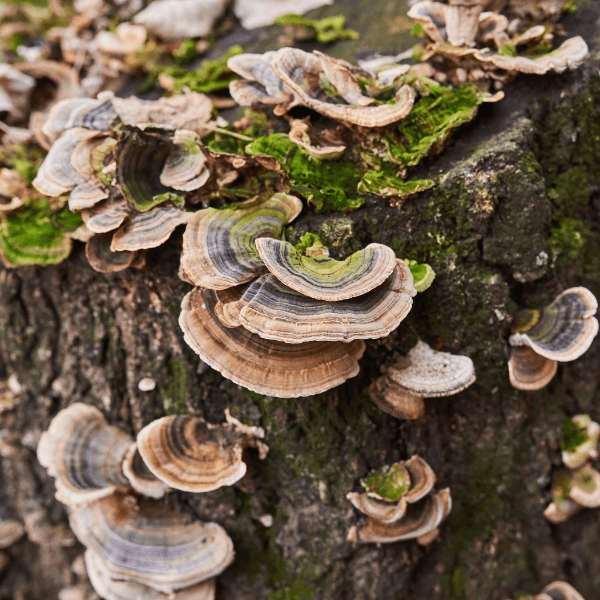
(0, 0), (599, 598)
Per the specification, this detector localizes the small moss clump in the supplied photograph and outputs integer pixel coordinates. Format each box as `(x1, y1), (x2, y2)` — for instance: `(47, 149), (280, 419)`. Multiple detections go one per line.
(358, 169), (434, 199)
(360, 462), (411, 501)
(560, 417), (587, 452)
(274, 14), (359, 44)
(294, 232), (327, 255)
(405, 259), (436, 292)
(246, 134), (364, 213)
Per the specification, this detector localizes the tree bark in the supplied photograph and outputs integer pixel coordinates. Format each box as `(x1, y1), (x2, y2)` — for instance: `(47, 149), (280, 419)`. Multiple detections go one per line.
(1, 2), (600, 599)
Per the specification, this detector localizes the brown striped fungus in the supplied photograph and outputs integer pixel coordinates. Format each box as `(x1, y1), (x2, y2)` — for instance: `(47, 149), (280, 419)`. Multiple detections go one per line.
(347, 455), (451, 545)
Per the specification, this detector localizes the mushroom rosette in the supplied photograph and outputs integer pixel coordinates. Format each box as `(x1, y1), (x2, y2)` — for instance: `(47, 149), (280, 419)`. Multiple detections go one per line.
(508, 287), (598, 390)
(347, 456), (451, 545)
(370, 340), (476, 419)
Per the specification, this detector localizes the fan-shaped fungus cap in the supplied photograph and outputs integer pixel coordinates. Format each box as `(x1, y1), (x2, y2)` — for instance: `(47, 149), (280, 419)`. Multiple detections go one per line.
(544, 470), (581, 524)
(85, 233), (144, 273)
(255, 239), (398, 301)
(159, 130), (209, 191)
(132, 0), (227, 41)
(288, 120), (346, 160)
(346, 493), (408, 525)
(474, 36), (589, 75)
(69, 492), (234, 593)
(236, 259), (415, 343)
(508, 346), (557, 391)
(0, 519), (25, 549)
(82, 196), (132, 234)
(369, 376), (426, 420)
(561, 415), (600, 471)
(568, 464), (600, 508)
(271, 48), (416, 127)
(351, 488), (452, 544)
(540, 581), (586, 600)
(509, 287), (599, 362)
(121, 443), (169, 499)
(387, 340), (476, 398)
(111, 205), (192, 252)
(85, 550), (216, 600)
(233, 0), (333, 29)
(37, 403), (131, 506)
(0, 64), (35, 123)
(404, 455), (437, 503)
(181, 193), (303, 289)
(406, 260), (436, 293)
(137, 414), (260, 493)
(179, 288), (365, 397)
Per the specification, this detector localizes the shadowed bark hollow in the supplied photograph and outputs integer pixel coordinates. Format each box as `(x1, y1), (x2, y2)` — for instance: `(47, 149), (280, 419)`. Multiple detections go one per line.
(1, 2), (600, 599)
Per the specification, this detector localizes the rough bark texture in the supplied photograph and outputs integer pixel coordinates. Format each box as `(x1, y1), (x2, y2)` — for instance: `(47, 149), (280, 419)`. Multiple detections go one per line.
(2, 2), (600, 599)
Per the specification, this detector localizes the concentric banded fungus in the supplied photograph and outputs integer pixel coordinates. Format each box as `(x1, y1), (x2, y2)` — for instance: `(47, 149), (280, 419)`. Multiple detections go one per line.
(37, 403), (131, 505)
(137, 414), (264, 493)
(234, 260), (415, 342)
(540, 581), (586, 600)
(255, 239), (398, 301)
(85, 234), (144, 273)
(561, 415), (600, 471)
(179, 287), (365, 397)
(0, 519), (25, 549)
(85, 550), (217, 600)
(347, 456), (436, 524)
(160, 130), (209, 191)
(181, 193), (303, 289)
(350, 488), (452, 545)
(69, 492), (234, 593)
(509, 287), (598, 361)
(121, 444), (170, 499)
(508, 346), (557, 391)
(370, 341), (476, 420)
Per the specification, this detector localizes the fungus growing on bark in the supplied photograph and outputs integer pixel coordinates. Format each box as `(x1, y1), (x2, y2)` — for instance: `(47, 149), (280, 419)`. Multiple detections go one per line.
(370, 340), (476, 420)
(233, 0), (333, 29)
(85, 549), (217, 600)
(568, 464), (600, 508)
(230, 47), (417, 127)
(507, 346), (557, 391)
(85, 233), (144, 273)
(255, 238), (398, 301)
(509, 287), (598, 362)
(405, 260), (436, 292)
(121, 443), (170, 499)
(69, 492), (234, 594)
(561, 415), (600, 471)
(132, 0), (228, 41)
(0, 64), (36, 124)
(347, 456), (437, 524)
(136, 413), (267, 493)
(180, 193), (303, 289)
(288, 120), (346, 160)
(94, 23), (147, 58)
(0, 519), (25, 549)
(233, 259), (415, 343)
(37, 403), (131, 506)
(179, 287), (365, 397)
(539, 581), (586, 600)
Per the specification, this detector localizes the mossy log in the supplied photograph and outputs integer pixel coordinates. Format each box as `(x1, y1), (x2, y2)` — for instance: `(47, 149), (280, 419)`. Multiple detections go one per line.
(1, 2), (600, 599)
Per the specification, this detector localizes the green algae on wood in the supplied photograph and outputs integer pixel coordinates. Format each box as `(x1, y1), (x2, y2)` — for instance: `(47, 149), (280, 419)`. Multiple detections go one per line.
(360, 462), (411, 501)
(406, 259), (435, 292)
(0, 200), (73, 267)
(358, 169), (433, 199)
(561, 417), (588, 453)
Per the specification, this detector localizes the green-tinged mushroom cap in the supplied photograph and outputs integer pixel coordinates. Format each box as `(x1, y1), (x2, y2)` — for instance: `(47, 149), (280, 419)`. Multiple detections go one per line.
(509, 287), (598, 361)
(0, 200), (73, 267)
(561, 414), (600, 470)
(405, 260), (436, 292)
(255, 238), (398, 301)
(181, 193), (303, 290)
(361, 462), (412, 502)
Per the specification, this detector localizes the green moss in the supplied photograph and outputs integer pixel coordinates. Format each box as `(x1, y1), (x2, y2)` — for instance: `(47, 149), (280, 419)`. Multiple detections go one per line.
(161, 45), (243, 95)
(360, 462), (411, 501)
(274, 14), (359, 43)
(499, 43), (516, 57)
(547, 167), (592, 219)
(0, 199), (72, 266)
(293, 232), (326, 255)
(405, 260), (436, 292)
(549, 218), (587, 272)
(410, 22), (426, 38)
(357, 170), (434, 198)
(0, 144), (45, 184)
(560, 417), (587, 452)
(246, 134), (364, 213)
(159, 355), (188, 415)
(172, 39), (198, 63)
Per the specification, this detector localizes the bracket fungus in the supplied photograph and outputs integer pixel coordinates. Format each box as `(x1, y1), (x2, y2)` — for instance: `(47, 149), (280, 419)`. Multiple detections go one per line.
(37, 403), (132, 506)
(370, 340), (476, 420)
(230, 47), (417, 127)
(121, 443), (170, 499)
(180, 193), (303, 289)
(180, 287), (365, 397)
(508, 287), (598, 390)
(0, 64), (36, 124)
(0, 519), (25, 549)
(561, 415), (600, 471)
(348, 456), (450, 546)
(537, 581), (586, 600)
(233, 0), (333, 30)
(69, 492), (234, 594)
(136, 413), (267, 493)
(85, 549), (217, 600)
